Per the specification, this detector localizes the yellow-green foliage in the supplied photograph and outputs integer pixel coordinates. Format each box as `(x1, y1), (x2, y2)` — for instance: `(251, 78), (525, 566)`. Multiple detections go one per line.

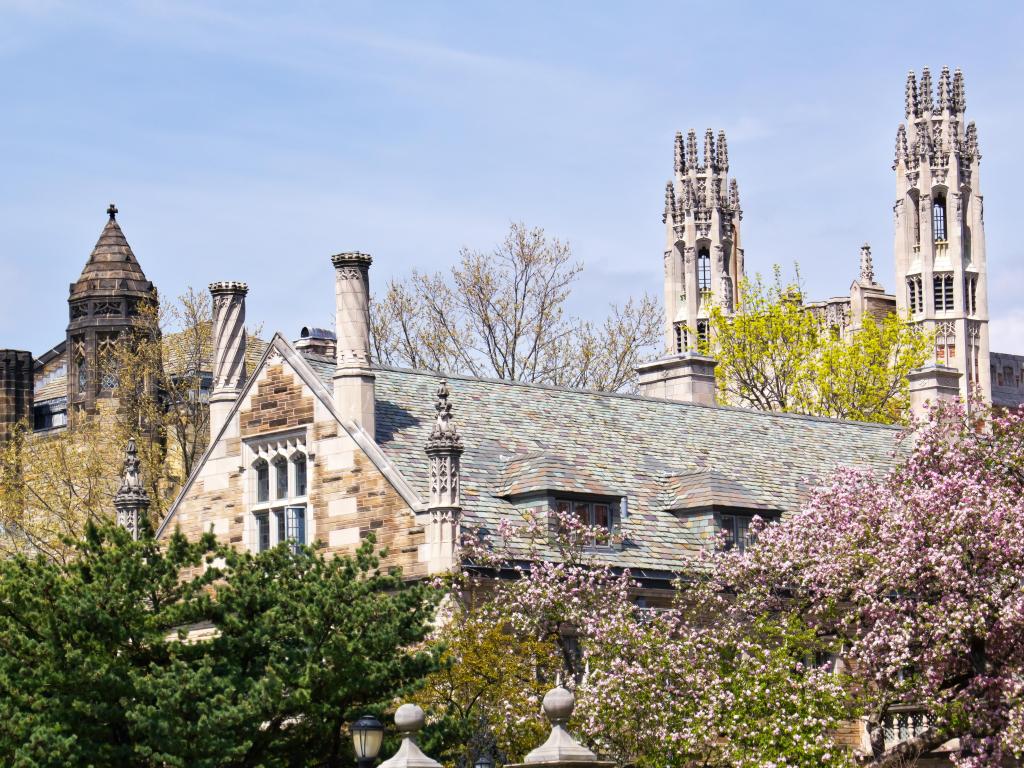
(703, 267), (931, 424)
(415, 602), (563, 767)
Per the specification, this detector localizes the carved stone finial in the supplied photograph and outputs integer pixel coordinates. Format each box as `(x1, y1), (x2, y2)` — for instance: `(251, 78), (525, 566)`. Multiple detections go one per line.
(673, 131), (685, 175)
(427, 381), (463, 451)
(952, 67), (966, 113)
(965, 121), (980, 162)
(378, 704), (442, 768)
(938, 65), (952, 112)
(859, 243), (875, 285)
(919, 67), (934, 115)
(905, 70), (919, 118)
(717, 130), (728, 173)
(685, 129), (698, 170)
(894, 124), (908, 169)
(107, 203), (118, 221)
(703, 128), (716, 171)
(114, 438), (149, 540)
(518, 687), (611, 766)
(728, 178), (739, 210)
(663, 181), (675, 224)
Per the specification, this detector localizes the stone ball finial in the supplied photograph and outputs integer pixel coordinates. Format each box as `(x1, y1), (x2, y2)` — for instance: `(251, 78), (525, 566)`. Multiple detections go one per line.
(394, 703), (425, 734)
(542, 686), (574, 726)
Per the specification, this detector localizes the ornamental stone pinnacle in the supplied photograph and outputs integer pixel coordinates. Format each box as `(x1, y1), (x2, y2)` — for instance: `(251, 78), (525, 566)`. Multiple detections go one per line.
(919, 67), (934, 114)
(510, 686), (613, 768)
(424, 380), (463, 573)
(426, 380), (463, 453)
(377, 703), (442, 768)
(905, 70), (919, 118)
(859, 243), (875, 285)
(114, 438), (150, 540)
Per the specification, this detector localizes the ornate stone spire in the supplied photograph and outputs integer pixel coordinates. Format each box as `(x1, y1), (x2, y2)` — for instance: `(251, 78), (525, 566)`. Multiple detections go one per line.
(905, 70), (919, 118)
(859, 243), (875, 285)
(952, 67), (966, 113)
(965, 121), (980, 161)
(685, 129), (698, 170)
(716, 130), (729, 173)
(919, 67), (934, 115)
(703, 128), (716, 171)
(114, 438), (149, 540)
(662, 181), (676, 224)
(894, 124), (909, 169)
(424, 381), (463, 574)
(673, 131), (685, 175)
(728, 178), (740, 210)
(938, 65), (952, 112)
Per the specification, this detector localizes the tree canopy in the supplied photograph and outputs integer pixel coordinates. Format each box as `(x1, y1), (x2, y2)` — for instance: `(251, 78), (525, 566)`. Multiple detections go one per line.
(704, 268), (931, 424)
(371, 222), (661, 393)
(0, 525), (439, 768)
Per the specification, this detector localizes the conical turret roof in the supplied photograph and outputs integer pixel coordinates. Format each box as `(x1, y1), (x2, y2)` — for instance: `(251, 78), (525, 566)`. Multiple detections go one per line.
(70, 204), (154, 299)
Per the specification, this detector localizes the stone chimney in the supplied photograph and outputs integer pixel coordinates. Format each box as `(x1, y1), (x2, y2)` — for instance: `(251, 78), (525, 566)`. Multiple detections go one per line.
(208, 281), (248, 437)
(424, 381), (463, 574)
(331, 252), (375, 434)
(294, 326), (337, 358)
(114, 437), (150, 540)
(908, 364), (962, 421)
(636, 352), (718, 406)
(0, 350), (34, 443)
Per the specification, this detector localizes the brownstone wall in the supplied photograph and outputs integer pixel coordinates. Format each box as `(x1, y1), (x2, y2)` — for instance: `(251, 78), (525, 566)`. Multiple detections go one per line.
(164, 356), (425, 579)
(239, 363), (314, 435)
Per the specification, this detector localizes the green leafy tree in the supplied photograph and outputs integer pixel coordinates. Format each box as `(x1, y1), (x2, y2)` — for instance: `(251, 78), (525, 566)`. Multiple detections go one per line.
(0, 524), (438, 767)
(704, 267), (930, 424)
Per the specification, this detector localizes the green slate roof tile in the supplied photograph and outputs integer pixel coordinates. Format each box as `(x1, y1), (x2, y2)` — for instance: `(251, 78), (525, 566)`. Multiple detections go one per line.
(307, 361), (901, 572)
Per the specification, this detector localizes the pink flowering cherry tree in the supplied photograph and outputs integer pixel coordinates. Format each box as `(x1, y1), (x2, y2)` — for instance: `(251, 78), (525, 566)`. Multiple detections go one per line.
(716, 401), (1024, 767)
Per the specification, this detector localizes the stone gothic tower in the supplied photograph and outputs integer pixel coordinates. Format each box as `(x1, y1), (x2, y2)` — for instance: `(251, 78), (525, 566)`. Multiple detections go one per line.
(66, 205), (158, 423)
(662, 128), (744, 352)
(893, 67), (990, 402)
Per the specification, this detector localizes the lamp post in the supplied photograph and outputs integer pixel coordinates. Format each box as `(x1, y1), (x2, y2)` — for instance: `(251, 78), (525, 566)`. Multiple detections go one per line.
(474, 753), (495, 768)
(351, 714), (384, 768)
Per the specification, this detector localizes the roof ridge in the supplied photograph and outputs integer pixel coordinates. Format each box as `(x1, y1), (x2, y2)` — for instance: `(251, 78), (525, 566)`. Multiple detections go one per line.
(374, 364), (904, 432)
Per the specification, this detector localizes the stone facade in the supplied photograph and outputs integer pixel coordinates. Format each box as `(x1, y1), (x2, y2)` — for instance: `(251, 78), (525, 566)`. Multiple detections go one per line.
(662, 128), (743, 354)
(0, 349), (33, 442)
(159, 343), (429, 577)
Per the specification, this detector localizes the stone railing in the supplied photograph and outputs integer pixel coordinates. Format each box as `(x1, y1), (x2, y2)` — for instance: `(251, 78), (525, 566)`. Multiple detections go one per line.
(883, 705), (931, 751)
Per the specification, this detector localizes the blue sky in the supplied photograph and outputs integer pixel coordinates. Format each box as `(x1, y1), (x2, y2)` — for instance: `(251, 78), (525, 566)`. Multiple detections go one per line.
(1, 1), (1022, 355)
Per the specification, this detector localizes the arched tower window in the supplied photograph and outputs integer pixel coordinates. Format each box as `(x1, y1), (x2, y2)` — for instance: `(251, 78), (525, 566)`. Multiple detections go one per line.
(697, 247), (711, 292)
(932, 194), (947, 242)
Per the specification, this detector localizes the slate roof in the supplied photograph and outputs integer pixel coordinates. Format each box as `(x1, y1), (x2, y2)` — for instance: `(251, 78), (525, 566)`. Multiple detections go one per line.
(306, 360), (903, 573)
(70, 214), (154, 299)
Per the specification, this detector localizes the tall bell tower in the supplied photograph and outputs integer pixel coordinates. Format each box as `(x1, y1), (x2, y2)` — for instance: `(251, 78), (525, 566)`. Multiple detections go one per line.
(662, 128), (744, 352)
(893, 67), (990, 402)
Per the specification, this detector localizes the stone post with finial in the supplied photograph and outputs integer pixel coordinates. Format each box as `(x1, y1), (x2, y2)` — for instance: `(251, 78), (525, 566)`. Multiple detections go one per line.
(505, 686), (613, 768)
(114, 438), (150, 540)
(378, 703), (442, 768)
(424, 380), (464, 574)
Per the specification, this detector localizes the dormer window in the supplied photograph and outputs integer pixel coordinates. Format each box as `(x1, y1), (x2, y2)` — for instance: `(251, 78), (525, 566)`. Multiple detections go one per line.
(555, 498), (617, 545)
(720, 513), (756, 553)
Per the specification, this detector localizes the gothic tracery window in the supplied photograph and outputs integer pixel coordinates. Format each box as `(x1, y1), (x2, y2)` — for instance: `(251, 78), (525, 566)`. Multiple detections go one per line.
(936, 321), (956, 364)
(250, 442), (309, 554)
(932, 194), (947, 242)
(697, 247), (711, 292)
(933, 273), (954, 312)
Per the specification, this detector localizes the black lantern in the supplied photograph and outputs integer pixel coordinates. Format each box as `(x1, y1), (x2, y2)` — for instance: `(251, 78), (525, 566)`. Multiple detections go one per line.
(474, 754), (495, 768)
(351, 715), (384, 768)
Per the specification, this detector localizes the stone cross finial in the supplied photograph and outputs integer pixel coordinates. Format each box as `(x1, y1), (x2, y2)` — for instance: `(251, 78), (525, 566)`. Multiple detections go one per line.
(107, 203), (118, 221)
(859, 243), (875, 285)
(114, 438), (150, 540)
